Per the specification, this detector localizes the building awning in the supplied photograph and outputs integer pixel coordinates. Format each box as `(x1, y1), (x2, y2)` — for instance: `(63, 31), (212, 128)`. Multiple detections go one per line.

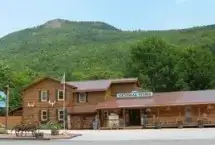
(97, 90), (215, 109)
(68, 105), (97, 114)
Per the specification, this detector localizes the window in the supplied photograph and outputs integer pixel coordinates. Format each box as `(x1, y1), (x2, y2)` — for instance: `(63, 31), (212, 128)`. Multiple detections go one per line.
(41, 90), (48, 102)
(58, 90), (64, 100)
(58, 109), (64, 121)
(41, 110), (48, 121)
(78, 92), (87, 103)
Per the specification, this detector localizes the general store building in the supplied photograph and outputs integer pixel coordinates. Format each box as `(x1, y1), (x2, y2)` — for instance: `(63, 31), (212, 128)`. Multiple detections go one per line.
(22, 77), (215, 129)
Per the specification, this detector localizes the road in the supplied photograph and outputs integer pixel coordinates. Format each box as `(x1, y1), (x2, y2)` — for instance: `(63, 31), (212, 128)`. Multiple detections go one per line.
(1, 140), (215, 145)
(69, 128), (215, 141)
(3, 128), (215, 144)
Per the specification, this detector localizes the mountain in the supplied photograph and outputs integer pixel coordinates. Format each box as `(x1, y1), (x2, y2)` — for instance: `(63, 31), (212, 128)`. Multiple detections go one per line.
(1, 19), (215, 80)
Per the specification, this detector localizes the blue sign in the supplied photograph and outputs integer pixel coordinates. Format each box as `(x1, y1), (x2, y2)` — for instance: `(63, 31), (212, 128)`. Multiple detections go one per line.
(0, 91), (6, 108)
(116, 91), (153, 99)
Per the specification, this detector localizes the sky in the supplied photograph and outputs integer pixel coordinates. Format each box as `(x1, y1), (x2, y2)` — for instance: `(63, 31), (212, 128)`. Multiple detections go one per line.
(0, 0), (214, 37)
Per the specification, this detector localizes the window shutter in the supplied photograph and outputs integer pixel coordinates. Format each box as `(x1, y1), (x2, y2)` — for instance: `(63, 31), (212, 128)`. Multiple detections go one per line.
(86, 93), (88, 102)
(77, 94), (79, 103)
(64, 89), (67, 101)
(48, 109), (50, 121)
(39, 110), (41, 121)
(56, 109), (58, 121)
(38, 90), (41, 102)
(65, 108), (68, 129)
(65, 109), (68, 120)
(55, 89), (58, 101)
(47, 90), (49, 101)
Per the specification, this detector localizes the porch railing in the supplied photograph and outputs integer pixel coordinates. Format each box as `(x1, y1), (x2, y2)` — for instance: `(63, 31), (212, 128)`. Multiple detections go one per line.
(101, 115), (215, 129)
(146, 115), (215, 127)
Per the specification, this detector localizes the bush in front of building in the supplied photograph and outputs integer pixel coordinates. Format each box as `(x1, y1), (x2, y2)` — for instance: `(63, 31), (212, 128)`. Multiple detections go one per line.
(39, 121), (62, 135)
(40, 121), (62, 129)
(35, 132), (44, 139)
(50, 123), (62, 136)
(0, 128), (8, 134)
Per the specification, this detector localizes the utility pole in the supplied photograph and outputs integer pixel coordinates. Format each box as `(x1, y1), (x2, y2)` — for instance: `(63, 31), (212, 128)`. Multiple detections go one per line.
(61, 72), (66, 132)
(63, 73), (66, 131)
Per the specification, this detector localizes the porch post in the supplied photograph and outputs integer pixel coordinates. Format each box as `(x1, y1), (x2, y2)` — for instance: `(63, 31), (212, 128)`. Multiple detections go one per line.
(157, 108), (160, 117)
(178, 106), (181, 116)
(198, 107), (201, 118)
(123, 108), (126, 127)
(156, 107), (160, 124)
(178, 106), (181, 122)
(97, 110), (100, 129)
(67, 114), (71, 129)
(140, 108), (143, 126)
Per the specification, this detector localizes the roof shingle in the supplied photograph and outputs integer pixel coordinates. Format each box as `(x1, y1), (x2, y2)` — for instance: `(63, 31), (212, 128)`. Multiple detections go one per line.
(67, 78), (138, 92)
(97, 90), (215, 109)
(67, 80), (111, 92)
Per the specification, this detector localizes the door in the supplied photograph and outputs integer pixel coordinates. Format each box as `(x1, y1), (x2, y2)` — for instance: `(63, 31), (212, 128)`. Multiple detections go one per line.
(185, 106), (192, 123)
(128, 109), (141, 126)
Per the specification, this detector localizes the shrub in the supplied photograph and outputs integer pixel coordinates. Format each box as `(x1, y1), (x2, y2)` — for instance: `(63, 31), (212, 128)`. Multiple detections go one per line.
(39, 121), (62, 136)
(39, 123), (50, 130)
(40, 121), (62, 129)
(51, 129), (59, 136)
(0, 128), (8, 134)
(35, 132), (44, 138)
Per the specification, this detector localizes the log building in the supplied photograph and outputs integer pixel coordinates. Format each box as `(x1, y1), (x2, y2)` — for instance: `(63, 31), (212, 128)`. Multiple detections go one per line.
(22, 77), (215, 129)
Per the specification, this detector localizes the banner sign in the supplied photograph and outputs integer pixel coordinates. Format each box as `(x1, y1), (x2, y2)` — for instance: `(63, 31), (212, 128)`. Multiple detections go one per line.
(116, 91), (153, 99)
(0, 91), (6, 108)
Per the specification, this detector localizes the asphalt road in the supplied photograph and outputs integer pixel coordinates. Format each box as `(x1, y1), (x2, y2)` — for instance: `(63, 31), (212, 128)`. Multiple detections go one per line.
(1, 140), (215, 145)
(68, 128), (215, 141)
(4, 128), (215, 144)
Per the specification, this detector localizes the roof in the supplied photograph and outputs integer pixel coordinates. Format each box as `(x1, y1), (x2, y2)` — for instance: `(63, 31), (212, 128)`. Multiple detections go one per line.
(67, 78), (139, 92)
(22, 77), (77, 91)
(67, 80), (111, 92)
(97, 90), (215, 109)
(111, 78), (139, 84)
(67, 105), (96, 114)
(23, 77), (138, 92)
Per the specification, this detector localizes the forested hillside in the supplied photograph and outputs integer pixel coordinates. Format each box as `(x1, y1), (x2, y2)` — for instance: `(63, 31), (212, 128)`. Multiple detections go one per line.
(1, 19), (215, 109)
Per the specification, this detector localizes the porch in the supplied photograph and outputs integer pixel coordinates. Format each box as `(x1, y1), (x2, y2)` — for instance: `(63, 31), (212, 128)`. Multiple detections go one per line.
(98, 104), (215, 129)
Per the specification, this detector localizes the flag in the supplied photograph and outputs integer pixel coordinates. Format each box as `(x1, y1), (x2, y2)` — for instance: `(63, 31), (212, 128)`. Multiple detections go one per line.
(61, 73), (65, 84)
(0, 91), (6, 108)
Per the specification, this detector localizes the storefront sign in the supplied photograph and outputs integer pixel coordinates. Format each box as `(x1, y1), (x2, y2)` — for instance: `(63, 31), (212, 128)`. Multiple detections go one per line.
(116, 91), (153, 99)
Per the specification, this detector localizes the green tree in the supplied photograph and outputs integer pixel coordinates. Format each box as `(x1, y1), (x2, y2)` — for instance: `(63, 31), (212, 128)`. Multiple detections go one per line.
(176, 46), (215, 90)
(0, 64), (41, 110)
(0, 62), (14, 91)
(9, 69), (40, 109)
(127, 36), (184, 92)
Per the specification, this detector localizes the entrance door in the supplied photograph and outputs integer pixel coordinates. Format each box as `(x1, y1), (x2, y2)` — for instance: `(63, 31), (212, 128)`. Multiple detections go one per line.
(185, 106), (192, 123)
(128, 109), (141, 126)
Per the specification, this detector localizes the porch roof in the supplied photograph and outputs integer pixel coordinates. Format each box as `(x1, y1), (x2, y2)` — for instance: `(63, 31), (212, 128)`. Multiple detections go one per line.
(96, 90), (215, 109)
(67, 105), (97, 114)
